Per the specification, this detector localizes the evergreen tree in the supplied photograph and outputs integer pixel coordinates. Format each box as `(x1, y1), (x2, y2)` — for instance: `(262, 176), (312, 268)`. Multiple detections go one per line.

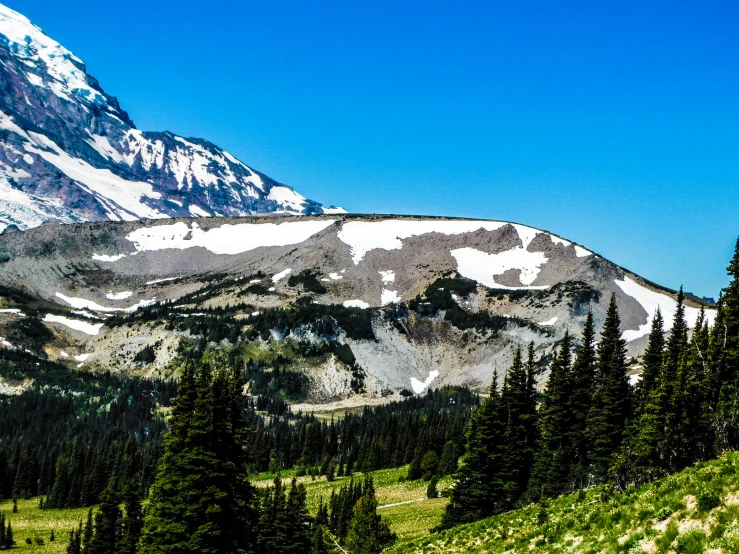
(81, 508), (93, 553)
(499, 346), (539, 509)
(527, 332), (573, 499)
(4, 519), (12, 549)
(568, 312), (597, 487)
(344, 477), (396, 554)
(118, 480), (143, 554)
(439, 372), (504, 528)
(137, 362), (259, 553)
(283, 477), (312, 554)
(66, 528), (81, 554)
(88, 479), (122, 554)
(637, 309), (666, 403)
(586, 294), (631, 484)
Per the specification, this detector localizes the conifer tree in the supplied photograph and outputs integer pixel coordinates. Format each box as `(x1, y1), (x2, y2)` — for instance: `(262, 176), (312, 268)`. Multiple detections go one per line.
(283, 477), (312, 554)
(527, 333), (573, 499)
(439, 372), (504, 528)
(712, 238), (739, 451)
(81, 508), (93, 553)
(66, 528), (81, 554)
(138, 362), (259, 553)
(88, 479), (122, 554)
(637, 309), (666, 404)
(568, 312), (597, 487)
(344, 477), (396, 554)
(586, 294), (631, 483)
(118, 480), (143, 554)
(499, 346), (538, 509)
(4, 519), (12, 549)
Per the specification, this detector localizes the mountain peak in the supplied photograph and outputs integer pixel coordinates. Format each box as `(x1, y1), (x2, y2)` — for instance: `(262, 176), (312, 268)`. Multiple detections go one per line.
(0, 2), (342, 233)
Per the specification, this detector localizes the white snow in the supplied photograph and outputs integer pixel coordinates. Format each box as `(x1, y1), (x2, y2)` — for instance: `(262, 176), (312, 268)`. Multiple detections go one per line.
(381, 289), (402, 306)
(86, 133), (125, 164)
(0, 308), (25, 316)
(266, 186), (309, 211)
(271, 269), (292, 283)
(328, 272), (344, 280)
(550, 235), (571, 248)
(74, 353), (91, 362)
(379, 270), (396, 284)
(574, 245), (592, 257)
(411, 370), (440, 394)
(146, 277), (179, 285)
(268, 287), (276, 292)
(92, 253), (126, 262)
(43, 314), (103, 335)
(189, 204), (211, 217)
(55, 292), (155, 313)
(538, 317), (558, 326)
(106, 291), (133, 300)
(72, 310), (100, 319)
(338, 219), (523, 264)
(0, 4), (118, 112)
(614, 276), (717, 342)
(629, 373), (642, 386)
(343, 299), (369, 309)
(450, 247), (549, 289)
(125, 219), (336, 255)
(59, 351), (69, 357)
(322, 206), (348, 214)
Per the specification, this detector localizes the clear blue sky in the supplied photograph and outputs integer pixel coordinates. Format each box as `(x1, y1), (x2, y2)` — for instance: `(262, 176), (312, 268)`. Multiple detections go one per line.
(8, 0), (739, 298)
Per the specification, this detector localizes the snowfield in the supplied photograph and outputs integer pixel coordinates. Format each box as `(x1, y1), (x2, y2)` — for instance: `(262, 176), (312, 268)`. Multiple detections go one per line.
(451, 247), (549, 289)
(615, 276), (716, 342)
(125, 220), (336, 255)
(411, 370), (440, 394)
(43, 314), (103, 335)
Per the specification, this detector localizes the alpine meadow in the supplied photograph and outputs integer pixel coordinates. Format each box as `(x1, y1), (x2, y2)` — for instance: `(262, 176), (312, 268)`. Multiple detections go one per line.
(0, 1), (738, 553)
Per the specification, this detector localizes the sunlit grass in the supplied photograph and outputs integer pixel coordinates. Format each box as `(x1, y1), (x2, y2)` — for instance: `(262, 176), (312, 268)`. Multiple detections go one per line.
(0, 497), (89, 553)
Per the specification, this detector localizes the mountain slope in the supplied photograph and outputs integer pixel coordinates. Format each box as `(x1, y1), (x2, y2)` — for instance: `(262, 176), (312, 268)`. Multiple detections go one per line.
(0, 3), (341, 232)
(0, 215), (714, 405)
(389, 451), (739, 553)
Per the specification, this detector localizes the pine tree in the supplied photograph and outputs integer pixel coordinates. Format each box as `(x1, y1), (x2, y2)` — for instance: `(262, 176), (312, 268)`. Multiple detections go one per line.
(499, 346), (539, 509)
(138, 362), (259, 553)
(527, 332), (573, 499)
(118, 480), (143, 554)
(87, 479), (122, 554)
(66, 528), (81, 554)
(4, 519), (13, 549)
(568, 312), (597, 487)
(439, 372), (504, 528)
(586, 294), (631, 484)
(637, 309), (666, 404)
(283, 477), (312, 554)
(81, 508), (93, 553)
(344, 477), (396, 554)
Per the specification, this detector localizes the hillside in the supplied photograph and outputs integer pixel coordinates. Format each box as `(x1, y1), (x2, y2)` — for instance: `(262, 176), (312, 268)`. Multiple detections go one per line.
(390, 451), (739, 553)
(0, 214), (713, 405)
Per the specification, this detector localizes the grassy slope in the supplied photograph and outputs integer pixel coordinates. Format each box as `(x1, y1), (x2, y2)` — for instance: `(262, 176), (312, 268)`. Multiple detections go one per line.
(253, 465), (453, 545)
(389, 452), (739, 553)
(0, 465), (451, 552)
(0, 498), (89, 553)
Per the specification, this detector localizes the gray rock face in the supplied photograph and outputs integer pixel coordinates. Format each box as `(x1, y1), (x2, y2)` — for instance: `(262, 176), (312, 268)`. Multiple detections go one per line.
(0, 3), (341, 232)
(0, 215), (715, 404)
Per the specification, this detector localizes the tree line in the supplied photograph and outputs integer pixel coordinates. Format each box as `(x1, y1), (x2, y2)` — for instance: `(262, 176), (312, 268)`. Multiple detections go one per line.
(442, 238), (739, 529)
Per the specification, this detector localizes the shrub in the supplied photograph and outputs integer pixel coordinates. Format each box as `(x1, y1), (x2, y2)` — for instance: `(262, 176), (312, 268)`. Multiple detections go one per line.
(697, 492), (721, 512)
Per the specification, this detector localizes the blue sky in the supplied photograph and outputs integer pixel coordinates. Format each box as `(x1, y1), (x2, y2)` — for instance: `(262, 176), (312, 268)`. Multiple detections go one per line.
(8, 0), (739, 297)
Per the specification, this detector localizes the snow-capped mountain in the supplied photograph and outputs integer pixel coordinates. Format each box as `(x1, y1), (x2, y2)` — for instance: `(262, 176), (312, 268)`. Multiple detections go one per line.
(0, 3), (342, 233)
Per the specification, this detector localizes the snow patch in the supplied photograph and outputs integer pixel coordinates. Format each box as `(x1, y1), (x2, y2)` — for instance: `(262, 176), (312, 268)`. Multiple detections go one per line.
(451, 247), (549, 289)
(0, 308), (25, 316)
(74, 353), (91, 362)
(574, 245), (592, 257)
(146, 277), (178, 285)
(92, 253), (126, 262)
(411, 370), (440, 394)
(272, 269), (292, 283)
(55, 292), (155, 313)
(381, 289), (401, 306)
(329, 272), (343, 280)
(379, 270), (396, 284)
(125, 219), (336, 255)
(538, 317), (558, 326)
(106, 291), (133, 300)
(338, 219), (525, 264)
(343, 299), (369, 309)
(614, 276), (717, 342)
(43, 314), (103, 335)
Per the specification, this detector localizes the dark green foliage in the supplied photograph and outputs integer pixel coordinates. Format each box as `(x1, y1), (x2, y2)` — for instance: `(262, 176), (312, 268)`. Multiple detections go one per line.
(421, 450), (439, 480)
(133, 345), (157, 364)
(139, 362), (259, 553)
(66, 527), (81, 554)
(288, 270), (328, 294)
(6, 316), (53, 346)
(344, 477), (396, 554)
(426, 476), (439, 499)
(586, 294), (631, 483)
(247, 304), (375, 342)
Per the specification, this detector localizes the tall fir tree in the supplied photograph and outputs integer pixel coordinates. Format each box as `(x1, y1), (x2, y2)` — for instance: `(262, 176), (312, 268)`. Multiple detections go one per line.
(137, 362), (259, 554)
(344, 477), (396, 554)
(527, 332), (573, 499)
(87, 478), (122, 554)
(586, 294), (631, 484)
(568, 312), (597, 488)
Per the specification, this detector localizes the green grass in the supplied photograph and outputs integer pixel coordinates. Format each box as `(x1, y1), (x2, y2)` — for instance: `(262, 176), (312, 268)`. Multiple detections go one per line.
(388, 451), (739, 553)
(0, 498), (89, 553)
(253, 465), (453, 542)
